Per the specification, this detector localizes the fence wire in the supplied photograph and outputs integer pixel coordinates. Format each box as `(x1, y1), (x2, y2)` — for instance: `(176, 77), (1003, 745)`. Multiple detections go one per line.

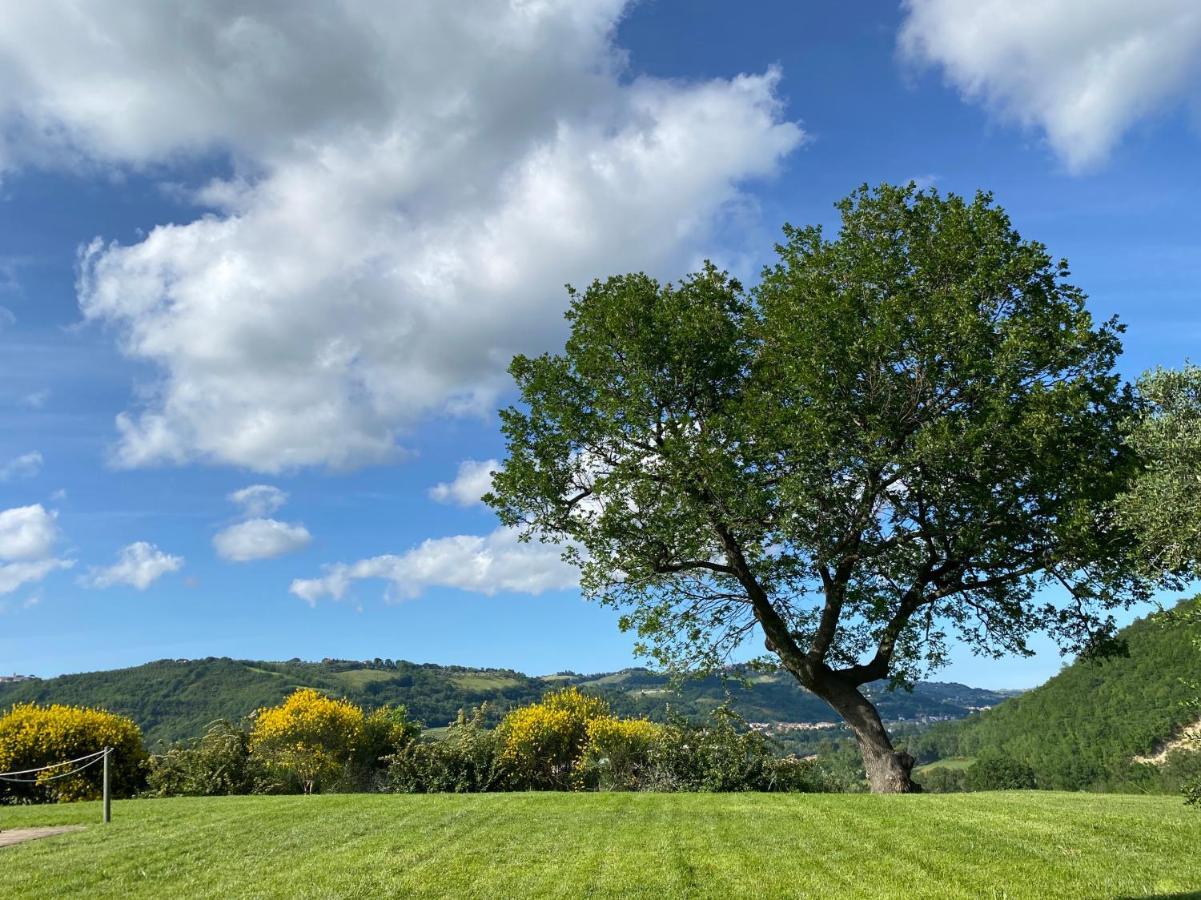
(0, 748), (109, 783)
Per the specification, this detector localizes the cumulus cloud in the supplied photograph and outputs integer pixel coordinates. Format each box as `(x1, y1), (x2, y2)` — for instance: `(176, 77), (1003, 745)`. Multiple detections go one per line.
(0, 504), (59, 560)
(0, 2), (801, 471)
(899, 0), (1201, 171)
(214, 518), (312, 562)
(429, 459), (498, 507)
(290, 527), (576, 605)
(82, 541), (183, 590)
(215, 483), (311, 561)
(228, 484), (288, 518)
(0, 504), (73, 594)
(0, 451), (42, 481)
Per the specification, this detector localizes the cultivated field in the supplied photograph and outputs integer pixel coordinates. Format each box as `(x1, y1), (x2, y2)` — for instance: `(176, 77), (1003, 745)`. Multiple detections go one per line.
(1, 793), (1198, 899)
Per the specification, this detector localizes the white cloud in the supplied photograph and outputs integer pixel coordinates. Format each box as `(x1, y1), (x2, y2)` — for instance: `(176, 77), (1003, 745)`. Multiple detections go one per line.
(228, 484), (288, 518)
(290, 527), (576, 605)
(0, 306), (13, 330)
(899, 0), (1201, 171)
(82, 541), (183, 590)
(0, 451), (42, 481)
(0, 504), (72, 594)
(0, 559), (72, 595)
(0, 504), (59, 561)
(0, 2), (801, 472)
(213, 518), (312, 562)
(216, 484), (310, 560)
(429, 459), (498, 507)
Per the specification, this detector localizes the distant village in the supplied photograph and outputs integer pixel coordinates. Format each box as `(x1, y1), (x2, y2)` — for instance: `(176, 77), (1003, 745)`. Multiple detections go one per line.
(749, 707), (996, 735)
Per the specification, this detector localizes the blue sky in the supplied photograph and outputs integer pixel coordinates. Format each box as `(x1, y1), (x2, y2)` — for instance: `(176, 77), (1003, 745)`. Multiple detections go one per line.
(0, 1), (1198, 687)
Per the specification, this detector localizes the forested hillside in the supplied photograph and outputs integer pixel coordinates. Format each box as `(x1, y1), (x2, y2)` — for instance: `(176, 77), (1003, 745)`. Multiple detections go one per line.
(0, 656), (1011, 747)
(911, 597), (1201, 791)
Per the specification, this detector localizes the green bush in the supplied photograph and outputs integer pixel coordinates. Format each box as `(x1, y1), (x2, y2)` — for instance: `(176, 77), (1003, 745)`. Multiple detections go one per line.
(683, 710), (772, 792)
(389, 706), (504, 793)
(1185, 776), (1201, 806)
(966, 754), (1038, 791)
(639, 708), (821, 793)
(918, 766), (969, 793)
(344, 705), (420, 792)
(147, 720), (256, 797)
(761, 754), (822, 793)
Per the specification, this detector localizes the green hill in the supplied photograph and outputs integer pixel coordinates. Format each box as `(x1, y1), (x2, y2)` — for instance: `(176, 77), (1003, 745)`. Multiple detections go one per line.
(0, 656), (1012, 747)
(910, 596), (1201, 791)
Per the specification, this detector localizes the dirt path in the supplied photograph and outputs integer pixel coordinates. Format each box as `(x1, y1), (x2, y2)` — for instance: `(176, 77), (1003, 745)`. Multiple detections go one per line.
(0, 826), (84, 848)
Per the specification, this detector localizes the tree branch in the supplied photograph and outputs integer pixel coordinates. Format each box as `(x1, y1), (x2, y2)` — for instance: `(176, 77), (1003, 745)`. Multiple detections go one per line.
(708, 519), (813, 680)
(651, 559), (738, 577)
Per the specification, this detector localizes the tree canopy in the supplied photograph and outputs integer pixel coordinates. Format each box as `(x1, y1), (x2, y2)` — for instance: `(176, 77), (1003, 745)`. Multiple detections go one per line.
(1118, 364), (1201, 581)
(487, 183), (1152, 792)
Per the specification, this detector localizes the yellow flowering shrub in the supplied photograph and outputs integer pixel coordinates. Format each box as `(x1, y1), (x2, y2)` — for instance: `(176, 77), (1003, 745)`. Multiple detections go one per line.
(499, 687), (609, 789)
(0, 702), (147, 803)
(248, 689), (364, 794)
(540, 686), (610, 722)
(578, 716), (664, 790)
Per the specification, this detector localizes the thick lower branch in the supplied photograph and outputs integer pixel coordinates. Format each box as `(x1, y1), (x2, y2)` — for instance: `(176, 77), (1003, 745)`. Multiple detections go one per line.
(808, 668), (919, 794)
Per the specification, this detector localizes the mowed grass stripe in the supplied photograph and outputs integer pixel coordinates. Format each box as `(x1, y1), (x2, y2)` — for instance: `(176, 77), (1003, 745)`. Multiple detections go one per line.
(0, 793), (1198, 899)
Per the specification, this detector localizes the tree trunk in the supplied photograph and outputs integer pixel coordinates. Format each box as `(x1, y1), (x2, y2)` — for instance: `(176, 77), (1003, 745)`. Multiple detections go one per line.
(808, 673), (920, 794)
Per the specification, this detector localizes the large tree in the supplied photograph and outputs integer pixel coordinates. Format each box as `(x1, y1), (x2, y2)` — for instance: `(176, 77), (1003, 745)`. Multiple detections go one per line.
(486, 184), (1149, 792)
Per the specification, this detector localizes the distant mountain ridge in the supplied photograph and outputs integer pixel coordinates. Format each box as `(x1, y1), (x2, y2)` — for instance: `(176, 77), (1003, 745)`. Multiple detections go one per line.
(0, 656), (1016, 747)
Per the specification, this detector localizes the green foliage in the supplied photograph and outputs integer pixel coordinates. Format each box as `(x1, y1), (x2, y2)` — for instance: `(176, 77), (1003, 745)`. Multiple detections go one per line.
(146, 720), (256, 798)
(1186, 776), (1201, 806)
(490, 183), (1144, 676)
(1118, 365), (1201, 580)
(917, 766), (969, 793)
(1160, 747), (1201, 802)
(910, 598), (1201, 791)
(388, 705), (504, 794)
(632, 708), (822, 793)
(347, 705), (420, 791)
(1115, 367), (1201, 806)
(965, 754), (1038, 791)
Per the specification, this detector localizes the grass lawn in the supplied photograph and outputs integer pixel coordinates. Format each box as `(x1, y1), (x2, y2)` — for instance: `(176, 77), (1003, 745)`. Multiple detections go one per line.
(1, 792), (1198, 899)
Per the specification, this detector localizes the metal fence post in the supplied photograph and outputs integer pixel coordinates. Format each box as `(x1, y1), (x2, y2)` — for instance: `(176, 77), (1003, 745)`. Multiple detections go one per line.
(102, 747), (111, 824)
